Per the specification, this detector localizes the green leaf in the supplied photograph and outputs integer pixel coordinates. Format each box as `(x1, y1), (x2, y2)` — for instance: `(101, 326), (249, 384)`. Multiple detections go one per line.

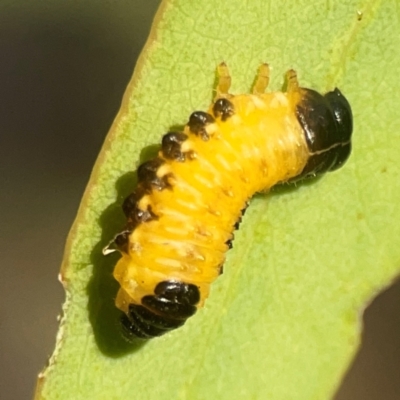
(35, 0), (400, 399)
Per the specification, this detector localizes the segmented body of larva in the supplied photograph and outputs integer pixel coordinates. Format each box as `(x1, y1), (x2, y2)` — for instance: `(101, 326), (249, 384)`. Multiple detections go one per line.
(107, 63), (353, 339)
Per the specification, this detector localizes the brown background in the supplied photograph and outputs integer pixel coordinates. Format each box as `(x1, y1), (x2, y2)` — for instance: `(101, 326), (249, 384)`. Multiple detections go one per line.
(0, 1), (399, 399)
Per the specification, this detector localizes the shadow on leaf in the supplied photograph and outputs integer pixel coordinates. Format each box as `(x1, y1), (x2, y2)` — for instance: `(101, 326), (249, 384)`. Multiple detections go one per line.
(87, 144), (159, 357)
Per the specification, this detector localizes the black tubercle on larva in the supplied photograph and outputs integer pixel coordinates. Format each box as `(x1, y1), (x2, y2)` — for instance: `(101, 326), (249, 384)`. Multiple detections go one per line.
(116, 156), (171, 252)
(137, 158), (172, 191)
(141, 296), (197, 320)
(123, 191), (159, 225)
(212, 98), (235, 121)
(113, 205), (158, 252)
(115, 188), (160, 252)
(154, 281), (201, 305)
(131, 304), (186, 330)
(122, 189), (145, 218)
(121, 311), (165, 339)
(188, 111), (215, 141)
(161, 131), (189, 161)
(122, 189), (158, 225)
(294, 88), (353, 180)
(121, 303), (186, 340)
(121, 281), (200, 339)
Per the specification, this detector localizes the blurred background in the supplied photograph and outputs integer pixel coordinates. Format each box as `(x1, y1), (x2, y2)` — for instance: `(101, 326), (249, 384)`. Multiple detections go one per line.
(0, 1), (399, 399)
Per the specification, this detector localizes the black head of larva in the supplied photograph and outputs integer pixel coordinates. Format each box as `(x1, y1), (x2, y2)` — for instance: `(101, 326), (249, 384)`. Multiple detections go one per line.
(294, 88), (353, 181)
(121, 281), (201, 340)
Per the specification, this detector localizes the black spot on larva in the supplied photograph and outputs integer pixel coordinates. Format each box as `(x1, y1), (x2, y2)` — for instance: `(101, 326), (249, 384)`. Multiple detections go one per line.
(122, 188), (147, 218)
(122, 192), (137, 218)
(188, 111), (215, 141)
(142, 296), (197, 320)
(121, 188), (158, 235)
(161, 131), (189, 161)
(130, 304), (185, 330)
(121, 311), (165, 339)
(213, 98), (234, 121)
(154, 281), (200, 306)
(294, 88), (353, 180)
(120, 302), (188, 340)
(114, 203), (158, 252)
(140, 281), (200, 321)
(120, 283), (200, 340)
(120, 313), (148, 339)
(115, 192), (148, 252)
(137, 157), (164, 180)
(137, 158), (172, 191)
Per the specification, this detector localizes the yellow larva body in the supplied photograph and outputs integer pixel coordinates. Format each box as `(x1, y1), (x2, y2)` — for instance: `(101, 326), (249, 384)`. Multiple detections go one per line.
(109, 64), (353, 339)
(114, 92), (308, 308)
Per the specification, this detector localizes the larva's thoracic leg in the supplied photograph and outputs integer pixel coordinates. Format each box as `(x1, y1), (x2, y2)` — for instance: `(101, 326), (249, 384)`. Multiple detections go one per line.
(253, 63), (270, 94)
(285, 68), (299, 92)
(215, 62), (232, 99)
